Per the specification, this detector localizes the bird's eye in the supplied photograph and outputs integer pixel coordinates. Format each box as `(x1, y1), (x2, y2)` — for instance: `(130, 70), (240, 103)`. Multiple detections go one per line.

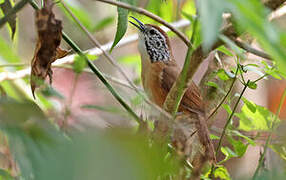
(149, 29), (156, 35)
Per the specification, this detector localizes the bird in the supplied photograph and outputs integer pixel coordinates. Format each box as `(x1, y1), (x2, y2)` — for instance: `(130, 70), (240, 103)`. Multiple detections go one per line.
(129, 16), (215, 177)
(129, 17), (204, 116)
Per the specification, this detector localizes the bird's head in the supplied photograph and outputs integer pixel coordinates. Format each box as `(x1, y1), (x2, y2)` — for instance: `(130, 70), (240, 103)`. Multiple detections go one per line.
(129, 16), (171, 63)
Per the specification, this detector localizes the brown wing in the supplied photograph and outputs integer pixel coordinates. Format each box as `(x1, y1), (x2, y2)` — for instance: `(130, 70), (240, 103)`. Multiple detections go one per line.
(161, 63), (205, 113)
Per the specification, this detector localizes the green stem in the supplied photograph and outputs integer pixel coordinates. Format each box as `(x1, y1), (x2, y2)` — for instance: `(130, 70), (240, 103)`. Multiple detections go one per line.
(207, 65), (239, 121)
(0, 0), (28, 28)
(210, 80), (249, 178)
(28, 0), (141, 123)
(164, 18), (198, 117)
(252, 88), (286, 180)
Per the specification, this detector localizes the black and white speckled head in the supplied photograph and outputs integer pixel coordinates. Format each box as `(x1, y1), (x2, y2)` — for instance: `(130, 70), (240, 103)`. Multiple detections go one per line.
(129, 17), (171, 63)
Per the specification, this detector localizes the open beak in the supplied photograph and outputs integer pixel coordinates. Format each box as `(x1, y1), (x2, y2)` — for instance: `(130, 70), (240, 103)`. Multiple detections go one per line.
(129, 16), (145, 32)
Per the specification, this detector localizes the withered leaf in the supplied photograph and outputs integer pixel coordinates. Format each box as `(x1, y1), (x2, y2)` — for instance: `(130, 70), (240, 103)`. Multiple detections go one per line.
(0, 0), (16, 39)
(30, 1), (68, 98)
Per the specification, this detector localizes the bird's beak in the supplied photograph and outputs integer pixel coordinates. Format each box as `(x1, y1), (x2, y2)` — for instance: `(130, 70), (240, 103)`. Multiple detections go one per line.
(129, 16), (145, 32)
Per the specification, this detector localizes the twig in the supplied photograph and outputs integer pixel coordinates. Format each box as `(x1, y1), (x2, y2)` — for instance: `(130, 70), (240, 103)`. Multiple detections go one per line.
(234, 39), (271, 60)
(252, 88), (286, 180)
(207, 65), (239, 121)
(93, 0), (190, 47)
(210, 80), (250, 178)
(215, 80), (249, 155)
(54, 64), (144, 92)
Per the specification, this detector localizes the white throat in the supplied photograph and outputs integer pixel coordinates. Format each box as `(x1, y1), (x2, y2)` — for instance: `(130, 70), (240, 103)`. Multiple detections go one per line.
(137, 32), (152, 70)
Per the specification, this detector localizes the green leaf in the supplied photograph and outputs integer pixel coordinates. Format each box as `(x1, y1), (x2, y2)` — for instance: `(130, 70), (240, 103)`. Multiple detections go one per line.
(229, 0), (286, 71)
(0, 98), (64, 179)
(205, 81), (219, 89)
(0, 0), (16, 39)
(242, 97), (256, 113)
(213, 165), (231, 180)
(0, 168), (13, 180)
(210, 134), (220, 140)
(236, 98), (276, 131)
(219, 35), (245, 57)
(227, 136), (248, 157)
(217, 45), (234, 57)
(73, 55), (87, 74)
(217, 69), (230, 81)
(220, 146), (238, 164)
(0, 36), (20, 64)
(110, 0), (135, 52)
(197, 0), (227, 49)
(40, 86), (65, 99)
(247, 81), (257, 89)
(222, 104), (232, 115)
(243, 66), (265, 77)
(232, 130), (256, 146)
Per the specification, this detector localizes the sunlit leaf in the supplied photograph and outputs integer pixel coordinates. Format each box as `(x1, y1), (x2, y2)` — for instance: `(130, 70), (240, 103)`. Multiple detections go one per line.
(248, 81), (257, 89)
(213, 165), (231, 180)
(205, 81), (219, 89)
(222, 104), (232, 115)
(0, 36), (20, 64)
(236, 98), (276, 131)
(217, 45), (234, 57)
(227, 136), (248, 157)
(73, 55), (87, 74)
(220, 146), (237, 164)
(217, 69), (230, 81)
(0, 0), (16, 39)
(210, 134), (220, 140)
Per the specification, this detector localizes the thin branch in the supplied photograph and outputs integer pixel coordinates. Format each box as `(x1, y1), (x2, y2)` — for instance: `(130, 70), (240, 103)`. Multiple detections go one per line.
(215, 80), (249, 156)
(210, 80), (250, 178)
(252, 88), (286, 180)
(54, 64), (144, 92)
(0, 0), (29, 28)
(234, 39), (272, 60)
(207, 65), (239, 122)
(93, 0), (190, 47)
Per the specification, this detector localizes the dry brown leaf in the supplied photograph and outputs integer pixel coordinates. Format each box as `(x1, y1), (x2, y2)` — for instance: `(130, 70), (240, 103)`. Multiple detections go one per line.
(30, 1), (68, 98)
